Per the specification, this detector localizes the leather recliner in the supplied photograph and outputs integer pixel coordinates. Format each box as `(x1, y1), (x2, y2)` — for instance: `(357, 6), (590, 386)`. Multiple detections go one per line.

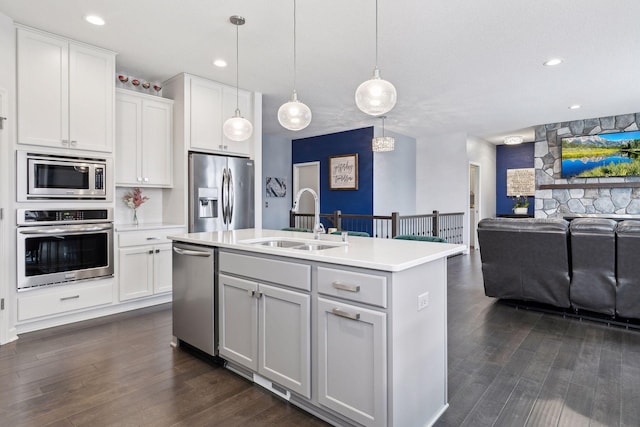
(477, 218), (571, 308)
(569, 218), (617, 315)
(616, 220), (640, 319)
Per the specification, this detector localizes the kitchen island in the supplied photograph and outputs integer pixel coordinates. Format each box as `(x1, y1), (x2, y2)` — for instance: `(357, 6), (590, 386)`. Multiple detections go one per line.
(170, 229), (465, 427)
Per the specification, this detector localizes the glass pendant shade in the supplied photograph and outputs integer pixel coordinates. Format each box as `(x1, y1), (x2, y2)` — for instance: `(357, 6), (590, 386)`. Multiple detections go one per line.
(278, 91), (312, 131)
(223, 15), (253, 142)
(372, 136), (395, 152)
(355, 67), (397, 116)
(223, 109), (253, 142)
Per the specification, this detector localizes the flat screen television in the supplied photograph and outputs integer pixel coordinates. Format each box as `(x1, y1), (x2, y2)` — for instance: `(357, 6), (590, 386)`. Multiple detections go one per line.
(561, 130), (640, 178)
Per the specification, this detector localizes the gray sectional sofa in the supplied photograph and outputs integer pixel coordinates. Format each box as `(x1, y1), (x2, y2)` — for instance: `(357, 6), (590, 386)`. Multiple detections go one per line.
(477, 217), (640, 321)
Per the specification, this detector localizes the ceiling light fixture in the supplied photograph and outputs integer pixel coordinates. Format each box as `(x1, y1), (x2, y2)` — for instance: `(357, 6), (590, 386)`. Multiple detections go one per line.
(504, 135), (524, 145)
(278, 0), (312, 131)
(372, 116), (395, 152)
(543, 58), (563, 66)
(213, 59), (227, 68)
(355, 0), (397, 116)
(84, 14), (105, 26)
(223, 16), (253, 142)
(569, 104), (582, 110)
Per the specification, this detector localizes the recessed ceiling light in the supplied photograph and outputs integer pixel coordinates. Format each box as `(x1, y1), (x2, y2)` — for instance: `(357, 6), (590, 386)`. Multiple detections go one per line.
(84, 14), (105, 26)
(213, 59), (227, 68)
(569, 104), (581, 110)
(543, 58), (563, 66)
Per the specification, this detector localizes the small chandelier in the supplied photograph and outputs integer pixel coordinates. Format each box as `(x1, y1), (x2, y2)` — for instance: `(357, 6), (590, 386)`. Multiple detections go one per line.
(355, 0), (397, 116)
(223, 15), (253, 142)
(504, 135), (524, 145)
(372, 116), (395, 152)
(278, 0), (312, 131)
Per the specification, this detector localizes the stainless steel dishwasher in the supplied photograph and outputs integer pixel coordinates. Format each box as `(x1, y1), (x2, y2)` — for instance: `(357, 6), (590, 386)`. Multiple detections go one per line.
(172, 242), (216, 356)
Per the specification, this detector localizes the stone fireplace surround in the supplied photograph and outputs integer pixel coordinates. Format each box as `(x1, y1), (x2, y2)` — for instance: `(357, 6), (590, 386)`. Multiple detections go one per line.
(534, 112), (640, 218)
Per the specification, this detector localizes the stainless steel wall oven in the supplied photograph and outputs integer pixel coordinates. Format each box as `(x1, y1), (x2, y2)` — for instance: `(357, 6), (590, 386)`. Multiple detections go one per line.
(17, 208), (114, 290)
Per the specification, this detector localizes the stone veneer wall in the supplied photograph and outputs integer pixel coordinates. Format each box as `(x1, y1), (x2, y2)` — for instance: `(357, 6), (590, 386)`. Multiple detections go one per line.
(534, 112), (640, 218)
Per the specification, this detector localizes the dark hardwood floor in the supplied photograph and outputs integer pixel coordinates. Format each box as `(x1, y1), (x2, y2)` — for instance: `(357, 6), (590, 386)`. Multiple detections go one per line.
(1, 251), (639, 426)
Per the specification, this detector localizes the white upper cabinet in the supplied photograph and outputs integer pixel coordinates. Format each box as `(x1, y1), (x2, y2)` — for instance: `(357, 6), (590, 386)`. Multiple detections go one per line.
(116, 89), (173, 187)
(164, 73), (255, 158)
(17, 27), (115, 153)
(189, 77), (223, 152)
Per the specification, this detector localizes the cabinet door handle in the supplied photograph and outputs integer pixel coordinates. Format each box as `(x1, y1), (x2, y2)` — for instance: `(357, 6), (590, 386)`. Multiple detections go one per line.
(247, 289), (255, 297)
(137, 177), (143, 182)
(0, 116), (6, 130)
(70, 140), (77, 146)
(332, 308), (360, 321)
(332, 281), (360, 293)
(143, 177), (149, 182)
(61, 139), (69, 145)
(60, 295), (80, 301)
(148, 250), (154, 254)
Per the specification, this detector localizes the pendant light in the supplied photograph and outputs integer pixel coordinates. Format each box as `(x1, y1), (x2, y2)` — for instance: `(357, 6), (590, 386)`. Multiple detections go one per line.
(278, 0), (312, 131)
(355, 0), (397, 116)
(372, 116), (395, 152)
(223, 15), (253, 142)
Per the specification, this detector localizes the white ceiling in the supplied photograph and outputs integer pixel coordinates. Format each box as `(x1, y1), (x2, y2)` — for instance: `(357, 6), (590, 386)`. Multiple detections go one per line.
(2, 0), (640, 145)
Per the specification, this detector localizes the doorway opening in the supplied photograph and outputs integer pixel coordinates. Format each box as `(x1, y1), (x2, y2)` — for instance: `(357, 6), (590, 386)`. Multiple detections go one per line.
(469, 163), (480, 250)
(292, 162), (320, 216)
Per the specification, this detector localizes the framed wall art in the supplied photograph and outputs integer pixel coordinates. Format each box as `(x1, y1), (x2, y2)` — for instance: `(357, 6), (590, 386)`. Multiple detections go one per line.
(265, 177), (287, 197)
(329, 154), (358, 190)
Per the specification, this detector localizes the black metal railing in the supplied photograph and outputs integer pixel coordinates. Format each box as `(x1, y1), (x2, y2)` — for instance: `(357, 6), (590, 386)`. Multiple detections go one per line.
(289, 210), (465, 244)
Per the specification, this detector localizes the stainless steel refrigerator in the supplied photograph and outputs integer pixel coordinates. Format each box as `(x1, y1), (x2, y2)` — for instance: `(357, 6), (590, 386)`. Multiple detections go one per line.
(189, 152), (255, 232)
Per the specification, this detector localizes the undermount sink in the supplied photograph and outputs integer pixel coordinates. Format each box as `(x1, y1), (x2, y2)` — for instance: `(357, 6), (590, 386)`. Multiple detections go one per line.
(242, 238), (344, 251)
(291, 243), (339, 251)
(257, 240), (302, 248)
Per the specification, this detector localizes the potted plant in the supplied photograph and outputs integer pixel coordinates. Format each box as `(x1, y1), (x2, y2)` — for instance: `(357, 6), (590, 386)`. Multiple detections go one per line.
(512, 195), (529, 215)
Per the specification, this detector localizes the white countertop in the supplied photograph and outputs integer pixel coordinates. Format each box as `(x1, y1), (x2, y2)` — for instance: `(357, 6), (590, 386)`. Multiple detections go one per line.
(115, 222), (186, 232)
(169, 229), (466, 272)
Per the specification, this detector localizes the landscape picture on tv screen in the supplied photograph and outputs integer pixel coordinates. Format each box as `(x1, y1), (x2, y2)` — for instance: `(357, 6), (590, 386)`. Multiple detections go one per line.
(561, 130), (640, 178)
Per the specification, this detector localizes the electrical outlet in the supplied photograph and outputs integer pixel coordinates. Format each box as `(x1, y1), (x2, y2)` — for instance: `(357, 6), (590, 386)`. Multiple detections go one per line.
(417, 292), (429, 311)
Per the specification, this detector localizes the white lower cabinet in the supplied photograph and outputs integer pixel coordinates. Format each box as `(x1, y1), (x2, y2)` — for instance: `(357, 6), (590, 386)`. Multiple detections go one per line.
(17, 280), (113, 321)
(317, 297), (387, 427)
(117, 228), (182, 301)
(219, 273), (311, 398)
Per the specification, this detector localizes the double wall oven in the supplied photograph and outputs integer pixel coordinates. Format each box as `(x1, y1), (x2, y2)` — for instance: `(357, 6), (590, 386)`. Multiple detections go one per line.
(16, 208), (114, 291)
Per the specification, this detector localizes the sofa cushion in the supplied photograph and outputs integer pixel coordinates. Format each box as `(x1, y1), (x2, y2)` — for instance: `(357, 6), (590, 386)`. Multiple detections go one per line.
(616, 220), (640, 318)
(569, 218), (617, 315)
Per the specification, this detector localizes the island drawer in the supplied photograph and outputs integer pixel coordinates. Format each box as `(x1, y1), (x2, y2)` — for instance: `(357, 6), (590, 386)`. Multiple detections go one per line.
(220, 251), (311, 291)
(118, 227), (184, 247)
(17, 281), (113, 321)
(317, 267), (387, 308)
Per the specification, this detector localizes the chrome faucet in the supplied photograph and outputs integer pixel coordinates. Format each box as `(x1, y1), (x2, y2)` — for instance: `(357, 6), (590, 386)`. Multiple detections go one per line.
(292, 187), (325, 239)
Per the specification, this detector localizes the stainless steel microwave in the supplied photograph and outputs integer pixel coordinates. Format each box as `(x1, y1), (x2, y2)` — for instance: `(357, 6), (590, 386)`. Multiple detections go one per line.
(17, 151), (111, 201)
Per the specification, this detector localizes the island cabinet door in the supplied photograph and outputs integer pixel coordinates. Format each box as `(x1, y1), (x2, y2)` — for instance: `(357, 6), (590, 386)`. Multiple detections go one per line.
(218, 274), (258, 370)
(258, 284), (310, 398)
(317, 298), (387, 427)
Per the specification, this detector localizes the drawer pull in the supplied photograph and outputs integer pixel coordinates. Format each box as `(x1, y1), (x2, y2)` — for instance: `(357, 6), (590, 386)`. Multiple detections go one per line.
(332, 281), (360, 293)
(146, 237), (160, 240)
(60, 295), (80, 301)
(248, 289), (255, 297)
(332, 308), (360, 321)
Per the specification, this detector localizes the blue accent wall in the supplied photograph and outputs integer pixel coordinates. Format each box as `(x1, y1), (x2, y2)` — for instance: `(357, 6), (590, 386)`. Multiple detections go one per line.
(292, 127), (374, 220)
(496, 143), (535, 215)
